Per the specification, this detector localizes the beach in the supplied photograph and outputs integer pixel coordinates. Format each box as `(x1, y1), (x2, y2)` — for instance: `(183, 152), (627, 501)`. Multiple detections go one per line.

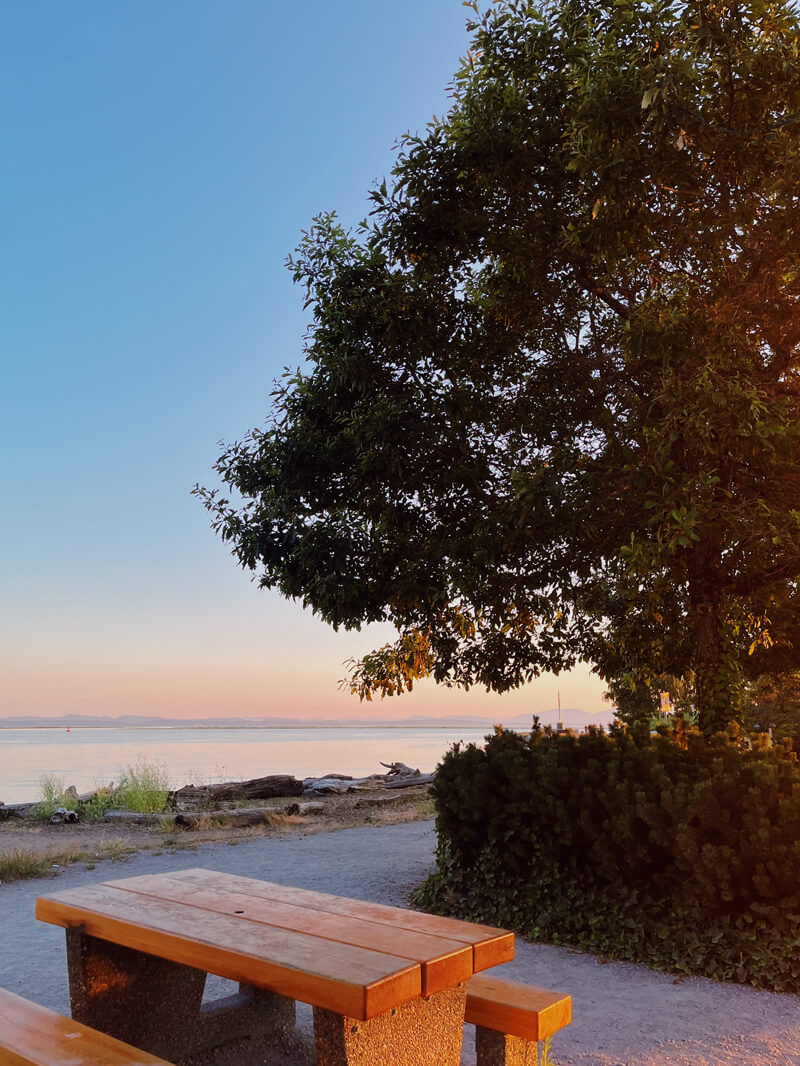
(0, 779), (434, 877)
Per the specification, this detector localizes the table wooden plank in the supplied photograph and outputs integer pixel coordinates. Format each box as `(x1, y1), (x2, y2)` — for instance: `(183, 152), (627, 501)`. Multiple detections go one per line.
(161, 869), (514, 971)
(36, 884), (420, 1020)
(104, 873), (473, 996)
(0, 989), (173, 1066)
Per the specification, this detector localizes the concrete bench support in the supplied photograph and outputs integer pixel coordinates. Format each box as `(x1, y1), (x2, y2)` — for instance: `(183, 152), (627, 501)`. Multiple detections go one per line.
(314, 982), (467, 1066)
(65, 926), (295, 1063)
(474, 1028), (540, 1066)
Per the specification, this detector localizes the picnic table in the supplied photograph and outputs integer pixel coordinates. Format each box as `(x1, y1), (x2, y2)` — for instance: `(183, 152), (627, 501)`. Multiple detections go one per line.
(35, 868), (515, 1066)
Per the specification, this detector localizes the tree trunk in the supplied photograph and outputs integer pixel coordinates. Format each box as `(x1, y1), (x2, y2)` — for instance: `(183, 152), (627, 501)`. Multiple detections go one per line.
(689, 544), (739, 735)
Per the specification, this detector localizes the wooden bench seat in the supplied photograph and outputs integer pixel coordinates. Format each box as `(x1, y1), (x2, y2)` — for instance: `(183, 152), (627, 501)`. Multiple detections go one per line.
(0, 988), (176, 1066)
(465, 975), (571, 1066)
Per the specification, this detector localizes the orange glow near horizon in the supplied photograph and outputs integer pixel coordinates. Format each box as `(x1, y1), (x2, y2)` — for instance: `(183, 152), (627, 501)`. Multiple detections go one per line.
(1, 579), (611, 722)
(1, 652), (610, 721)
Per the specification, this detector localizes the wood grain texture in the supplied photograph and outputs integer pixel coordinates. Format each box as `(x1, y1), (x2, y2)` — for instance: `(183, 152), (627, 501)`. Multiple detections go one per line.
(146, 869), (514, 970)
(0, 989), (175, 1066)
(36, 884), (420, 1020)
(105, 874), (472, 996)
(465, 976), (571, 1042)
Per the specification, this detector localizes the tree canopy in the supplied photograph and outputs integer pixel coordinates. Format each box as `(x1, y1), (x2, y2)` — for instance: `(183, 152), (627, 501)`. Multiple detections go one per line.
(197, 0), (800, 735)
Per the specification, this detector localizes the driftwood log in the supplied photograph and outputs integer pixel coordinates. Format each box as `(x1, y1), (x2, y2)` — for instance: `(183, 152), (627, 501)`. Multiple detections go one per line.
(379, 761), (435, 789)
(302, 775), (384, 794)
(102, 810), (173, 825)
(302, 775), (435, 794)
(0, 802), (35, 821)
(174, 807), (279, 829)
(380, 761), (421, 777)
(173, 802), (324, 830)
(64, 784), (115, 805)
(384, 773), (436, 789)
(303, 761), (435, 795)
(168, 774), (303, 809)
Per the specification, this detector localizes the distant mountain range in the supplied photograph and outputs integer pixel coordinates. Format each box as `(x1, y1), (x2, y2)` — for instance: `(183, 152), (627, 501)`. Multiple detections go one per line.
(0, 708), (615, 730)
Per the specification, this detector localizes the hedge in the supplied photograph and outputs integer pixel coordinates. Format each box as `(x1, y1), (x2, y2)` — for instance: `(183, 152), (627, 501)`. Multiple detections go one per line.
(414, 722), (800, 991)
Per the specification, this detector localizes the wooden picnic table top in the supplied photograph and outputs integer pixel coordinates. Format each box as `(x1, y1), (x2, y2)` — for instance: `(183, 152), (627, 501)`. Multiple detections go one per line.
(35, 868), (514, 1021)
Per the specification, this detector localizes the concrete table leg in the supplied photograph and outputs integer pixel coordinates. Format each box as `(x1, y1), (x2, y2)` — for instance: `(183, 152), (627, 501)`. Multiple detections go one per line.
(66, 927), (206, 1060)
(195, 983), (296, 1051)
(475, 1026), (539, 1066)
(313, 983), (466, 1066)
(65, 929), (296, 1063)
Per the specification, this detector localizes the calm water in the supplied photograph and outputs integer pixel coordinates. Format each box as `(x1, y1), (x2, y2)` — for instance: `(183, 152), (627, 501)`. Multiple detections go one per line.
(0, 727), (493, 803)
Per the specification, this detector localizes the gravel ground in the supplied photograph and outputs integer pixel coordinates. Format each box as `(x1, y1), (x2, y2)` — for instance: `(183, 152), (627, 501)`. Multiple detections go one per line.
(2, 819), (800, 1066)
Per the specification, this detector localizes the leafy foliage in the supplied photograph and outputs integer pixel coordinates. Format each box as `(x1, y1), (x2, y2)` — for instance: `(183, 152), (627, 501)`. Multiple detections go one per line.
(197, 0), (800, 733)
(742, 671), (800, 743)
(414, 725), (800, 991)
(610, 671), (696, 726)
(80, 791), (114, 820)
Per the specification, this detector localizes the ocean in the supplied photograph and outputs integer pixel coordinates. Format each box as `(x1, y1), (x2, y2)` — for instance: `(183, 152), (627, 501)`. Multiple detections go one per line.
(0, 726), (495, 804)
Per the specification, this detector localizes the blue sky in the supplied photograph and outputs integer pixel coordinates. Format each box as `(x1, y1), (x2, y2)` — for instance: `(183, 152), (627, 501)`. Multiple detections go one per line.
(0, 1), (609, 720)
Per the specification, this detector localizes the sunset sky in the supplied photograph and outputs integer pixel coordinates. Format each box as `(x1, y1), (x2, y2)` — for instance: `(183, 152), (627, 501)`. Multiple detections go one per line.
(1, 1), (610, 722)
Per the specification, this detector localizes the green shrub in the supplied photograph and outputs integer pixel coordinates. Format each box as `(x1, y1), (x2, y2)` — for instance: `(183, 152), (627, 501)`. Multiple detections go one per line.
(414, 723), (800, 992)
(79, 788), (117, 820)
(32, 774), (70, 820)
(116, 757), (169, 813)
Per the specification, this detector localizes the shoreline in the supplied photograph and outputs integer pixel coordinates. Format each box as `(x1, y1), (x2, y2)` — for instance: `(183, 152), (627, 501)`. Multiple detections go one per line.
(0, 728), (492, 804)
(0, 724), (496, 730)
(0, 784), (435, 882)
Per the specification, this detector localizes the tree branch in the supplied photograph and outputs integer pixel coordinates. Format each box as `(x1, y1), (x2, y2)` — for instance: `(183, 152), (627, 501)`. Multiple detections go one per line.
(573, 262), (632, 319)
(729, 554), (800, 597)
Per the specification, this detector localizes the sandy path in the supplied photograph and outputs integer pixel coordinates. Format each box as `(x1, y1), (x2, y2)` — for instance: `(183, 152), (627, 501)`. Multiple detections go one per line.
(2, 819), (799, 1066)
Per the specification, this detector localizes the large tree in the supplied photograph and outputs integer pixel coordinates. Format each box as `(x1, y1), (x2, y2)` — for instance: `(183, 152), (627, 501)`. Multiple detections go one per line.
(197, 0), (800, 734)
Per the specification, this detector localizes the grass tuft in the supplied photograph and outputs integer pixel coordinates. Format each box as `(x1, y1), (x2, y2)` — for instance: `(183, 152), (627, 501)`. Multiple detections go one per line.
(0, 849), (57, 881)
(32, 774), (70, 820)
(0, 840), (138, 882)
(116, 757), (170, 813)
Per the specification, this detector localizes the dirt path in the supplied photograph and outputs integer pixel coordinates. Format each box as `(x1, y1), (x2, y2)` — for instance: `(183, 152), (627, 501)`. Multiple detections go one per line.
(2, 818), (800, 1066)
